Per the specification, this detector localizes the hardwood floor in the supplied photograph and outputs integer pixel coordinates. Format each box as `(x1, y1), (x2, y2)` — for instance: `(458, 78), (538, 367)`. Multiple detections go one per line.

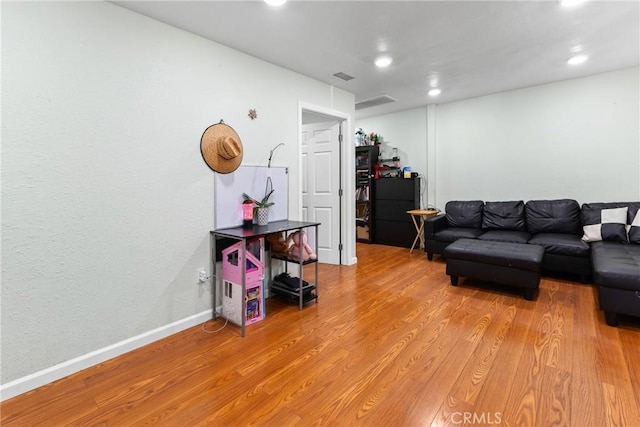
(3, 243), (640, 426)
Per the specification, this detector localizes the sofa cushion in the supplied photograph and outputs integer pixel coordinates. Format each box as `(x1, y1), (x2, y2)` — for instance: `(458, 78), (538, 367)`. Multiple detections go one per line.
(477, 230), (531, 244)
(591, 241), (640, 291)
(434, 227), (485, 243)
(444, 239), (543, 272)
(588, 202), (640, 223)
(629, 206), (640, 244)
(445, 200), (484, 229)
(528, 233), (590, 257)
(525, 199), (581, 235)
(582, 204), (628, 243)
(482, 201), (526, 231)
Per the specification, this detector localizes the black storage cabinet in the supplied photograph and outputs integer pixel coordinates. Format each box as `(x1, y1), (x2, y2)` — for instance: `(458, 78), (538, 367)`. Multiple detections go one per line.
(374, 177), (420, 247)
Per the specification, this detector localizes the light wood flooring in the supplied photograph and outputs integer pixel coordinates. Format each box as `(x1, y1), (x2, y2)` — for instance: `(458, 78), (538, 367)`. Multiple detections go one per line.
(2, 243), (640, 426)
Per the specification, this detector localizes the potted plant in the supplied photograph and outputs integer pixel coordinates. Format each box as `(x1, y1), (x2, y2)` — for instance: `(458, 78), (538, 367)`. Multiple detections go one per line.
(243, 188), (274, 226)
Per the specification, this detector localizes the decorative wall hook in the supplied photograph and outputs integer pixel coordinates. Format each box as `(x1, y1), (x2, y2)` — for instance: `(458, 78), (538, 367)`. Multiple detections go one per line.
(248, 109), (257, 120)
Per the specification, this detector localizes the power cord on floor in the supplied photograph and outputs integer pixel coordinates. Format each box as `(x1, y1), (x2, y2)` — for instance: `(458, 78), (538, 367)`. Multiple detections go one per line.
(201, 316), (229, 334)
(201, 285), (229, 333)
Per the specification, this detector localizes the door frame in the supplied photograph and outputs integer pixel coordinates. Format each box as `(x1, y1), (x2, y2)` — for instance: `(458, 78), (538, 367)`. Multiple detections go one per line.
(298, 102), (355, 266)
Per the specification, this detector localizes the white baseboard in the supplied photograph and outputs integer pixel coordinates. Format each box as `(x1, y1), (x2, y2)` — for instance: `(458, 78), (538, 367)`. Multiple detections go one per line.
(0, 309), (213, 402)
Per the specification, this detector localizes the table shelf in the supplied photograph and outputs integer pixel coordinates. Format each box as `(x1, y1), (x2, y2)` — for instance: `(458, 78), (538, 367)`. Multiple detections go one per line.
(271, 253), (318, 265)
(211, 220), (320, 337)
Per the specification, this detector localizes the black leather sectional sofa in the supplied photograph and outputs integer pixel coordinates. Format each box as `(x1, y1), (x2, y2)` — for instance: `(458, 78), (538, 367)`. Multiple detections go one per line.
(425, 199), (640, 326)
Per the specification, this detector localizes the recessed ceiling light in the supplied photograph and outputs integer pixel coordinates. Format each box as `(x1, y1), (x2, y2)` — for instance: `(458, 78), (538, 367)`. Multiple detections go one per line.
(264, 0), (286, 6)
(570, 44), (583, 53)
(428, 88), (442, 97)
(567, 54), (588, 65)
(374, 56), (393, 68)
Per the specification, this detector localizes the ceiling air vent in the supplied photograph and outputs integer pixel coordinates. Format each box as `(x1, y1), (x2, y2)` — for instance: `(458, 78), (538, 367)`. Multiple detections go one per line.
(355, 95), (398, 110)
(332, 72), (354, 81)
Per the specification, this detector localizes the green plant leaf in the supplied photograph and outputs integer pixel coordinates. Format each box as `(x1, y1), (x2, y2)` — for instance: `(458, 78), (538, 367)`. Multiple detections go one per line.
(260, 189), (275, 206)
(242, 193), (257, 204)
(244, 186), (275, 208)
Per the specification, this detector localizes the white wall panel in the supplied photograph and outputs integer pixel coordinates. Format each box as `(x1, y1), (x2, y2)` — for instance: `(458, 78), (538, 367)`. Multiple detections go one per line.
(358, 68), (639, 211)
(356, 107), (429, 206)
(434, 68), (639, 208)
(1, 1), (354, 391)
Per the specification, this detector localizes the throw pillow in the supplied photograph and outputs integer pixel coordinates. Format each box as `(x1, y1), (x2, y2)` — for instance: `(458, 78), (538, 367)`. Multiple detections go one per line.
(629, 208), (640, 244)
(582, 207), (628, 243)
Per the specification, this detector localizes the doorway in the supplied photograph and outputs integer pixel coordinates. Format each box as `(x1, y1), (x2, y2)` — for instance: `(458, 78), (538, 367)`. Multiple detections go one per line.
(300, 105), (351, 265)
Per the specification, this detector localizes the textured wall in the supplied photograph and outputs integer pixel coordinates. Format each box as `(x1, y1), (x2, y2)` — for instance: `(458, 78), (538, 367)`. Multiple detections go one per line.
(356, 108), (429, 206)
(434, 68), (639, 206)
(1, 1), (354, 384)
(359, 68), (639, 209)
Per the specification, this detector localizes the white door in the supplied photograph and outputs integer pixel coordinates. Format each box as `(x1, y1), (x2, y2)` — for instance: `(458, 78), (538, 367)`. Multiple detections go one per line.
(301, 120), (342, 265)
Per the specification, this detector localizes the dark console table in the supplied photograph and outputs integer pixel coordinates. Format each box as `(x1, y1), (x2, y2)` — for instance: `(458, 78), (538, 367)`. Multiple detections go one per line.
(210, 220), (320, 336)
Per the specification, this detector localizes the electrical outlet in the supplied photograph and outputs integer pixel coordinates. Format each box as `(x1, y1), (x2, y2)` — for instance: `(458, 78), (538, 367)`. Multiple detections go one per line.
(198, 269), (208, 283)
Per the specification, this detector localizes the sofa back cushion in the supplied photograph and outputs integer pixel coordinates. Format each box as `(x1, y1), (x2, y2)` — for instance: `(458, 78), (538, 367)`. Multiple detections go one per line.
(581, 202), (636, 243)
(629, 204), (640, 244)
(445, 200), (484, 229)
(482, 201), (526, 231)
(585, 202), (640, 244)
(525, 199), (582, 235)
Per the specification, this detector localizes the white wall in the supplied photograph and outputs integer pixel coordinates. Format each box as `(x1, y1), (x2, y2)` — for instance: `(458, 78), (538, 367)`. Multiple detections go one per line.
(434, 68), (640, 208)
(356, 108), (429, 206)
(1, 1), (354, 393)
(358, 68), (639, 210)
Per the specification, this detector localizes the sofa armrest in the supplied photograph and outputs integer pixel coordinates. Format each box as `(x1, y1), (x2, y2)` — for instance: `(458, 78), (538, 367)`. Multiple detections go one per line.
(425, 214), (447, 239)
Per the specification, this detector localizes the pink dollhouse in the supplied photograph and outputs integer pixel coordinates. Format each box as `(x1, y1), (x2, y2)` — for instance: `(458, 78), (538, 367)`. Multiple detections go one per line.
(221, 238), (265, 325)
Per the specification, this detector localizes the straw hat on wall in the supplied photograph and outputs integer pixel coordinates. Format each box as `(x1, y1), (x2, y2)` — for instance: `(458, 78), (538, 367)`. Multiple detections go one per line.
(200, 121), (243, 174)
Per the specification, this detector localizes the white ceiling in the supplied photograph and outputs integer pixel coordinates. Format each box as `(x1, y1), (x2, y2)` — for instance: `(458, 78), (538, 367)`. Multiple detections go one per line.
(112, 1), (639, 119)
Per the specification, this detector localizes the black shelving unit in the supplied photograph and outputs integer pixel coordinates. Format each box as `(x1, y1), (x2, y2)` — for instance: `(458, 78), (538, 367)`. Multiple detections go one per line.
(269, 236), (318, 308)
(378, 156), (402, 178)
(356, 145), (379, 243)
